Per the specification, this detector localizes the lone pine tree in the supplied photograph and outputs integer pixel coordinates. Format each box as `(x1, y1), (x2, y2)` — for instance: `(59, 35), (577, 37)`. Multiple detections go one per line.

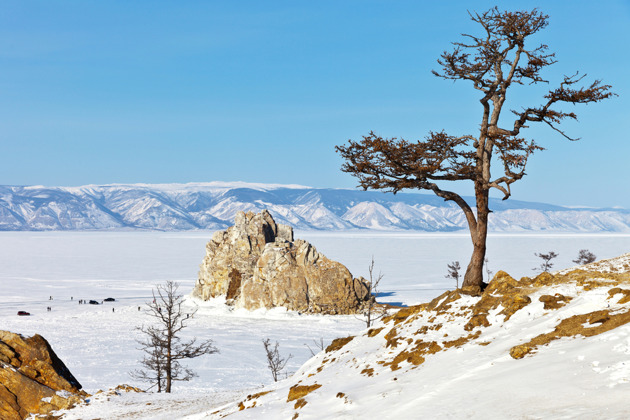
(337, 8), (614, 289)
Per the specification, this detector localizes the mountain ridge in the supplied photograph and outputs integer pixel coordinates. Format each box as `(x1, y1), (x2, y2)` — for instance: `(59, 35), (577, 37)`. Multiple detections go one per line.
(1, 182), (628, 232)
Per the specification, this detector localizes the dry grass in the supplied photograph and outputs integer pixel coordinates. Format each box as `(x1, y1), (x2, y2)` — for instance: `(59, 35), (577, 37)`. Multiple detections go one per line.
(287, 384), (322, 402)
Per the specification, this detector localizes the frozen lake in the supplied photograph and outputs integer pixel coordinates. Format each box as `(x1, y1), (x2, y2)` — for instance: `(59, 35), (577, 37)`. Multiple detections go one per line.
(1, 231), (630, 394)
(2, 231), (630, 306)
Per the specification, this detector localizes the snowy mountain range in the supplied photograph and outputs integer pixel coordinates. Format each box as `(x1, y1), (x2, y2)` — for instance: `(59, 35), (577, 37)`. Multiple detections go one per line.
(1, 181), (629, 232)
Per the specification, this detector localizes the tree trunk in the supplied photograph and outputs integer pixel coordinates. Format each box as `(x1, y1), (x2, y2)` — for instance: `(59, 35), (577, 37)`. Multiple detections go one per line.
(462, 189), (489, 289)
(462, 236), (486, 288)
(166, 335), (172, 393)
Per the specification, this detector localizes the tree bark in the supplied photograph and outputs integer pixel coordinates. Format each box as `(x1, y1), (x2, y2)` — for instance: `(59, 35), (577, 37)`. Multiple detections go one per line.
(166, 335), (172, 393)
(462, 235), (486, 288)
(462, 188), (489, 288)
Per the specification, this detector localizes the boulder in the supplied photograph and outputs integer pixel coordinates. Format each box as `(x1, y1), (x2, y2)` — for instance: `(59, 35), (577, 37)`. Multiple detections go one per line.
(193, 210), (371, 314)
(0, 330), (86, 420)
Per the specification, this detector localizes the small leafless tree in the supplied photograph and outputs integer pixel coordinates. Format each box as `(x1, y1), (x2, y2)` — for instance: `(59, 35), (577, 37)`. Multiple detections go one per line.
(484, 257), (493, 282)
(445, 261), (462, 289)
(131, 281), (219, 393)
(362, 257), (386, 328)
(573, 249), (596, 265)
(304, 338), (326, 357)
(262, 338), (293, 382)
(534, 251), (559, 273)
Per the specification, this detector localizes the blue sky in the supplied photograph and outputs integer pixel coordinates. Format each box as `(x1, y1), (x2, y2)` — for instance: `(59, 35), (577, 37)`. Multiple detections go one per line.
(1, 1), (629, 208)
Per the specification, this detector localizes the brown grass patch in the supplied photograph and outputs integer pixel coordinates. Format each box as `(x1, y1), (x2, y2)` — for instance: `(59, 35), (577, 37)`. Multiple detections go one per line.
(325, 336), (354, 353)
(510, 307), (630, 359)
(384, 328), (400, 348)
(245, 390), (271, 401)
(360, 367), (374, 376)
(443, 331), (481, 349)
(382, 305), (424, 325)
(367, 327), (384, 337)
(383, 340), (442, 371)
(236, 390), (271, 412)
(287, 384), (322, 402)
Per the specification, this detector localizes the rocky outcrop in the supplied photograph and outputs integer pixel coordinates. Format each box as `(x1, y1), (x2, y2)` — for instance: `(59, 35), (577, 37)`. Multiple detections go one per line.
(193, 210), (371, 314)
(0, 330), (86, 420)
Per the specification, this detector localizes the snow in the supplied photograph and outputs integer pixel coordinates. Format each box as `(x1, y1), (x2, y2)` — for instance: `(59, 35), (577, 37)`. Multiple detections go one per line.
(1, 231), (629, 418)
(63, 181), (313, 193)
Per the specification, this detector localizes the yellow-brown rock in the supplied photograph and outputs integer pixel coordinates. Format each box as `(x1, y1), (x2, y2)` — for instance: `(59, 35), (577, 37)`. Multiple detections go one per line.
(539, 293), (573, 310)
(193, 210), (371, 314)
(464, 313), (490, 331)
(509, 345), (531, 359)
(608, 287), (630, 304)
(532, 271), (556, 287)
(0, 330), (85, 420)
(460, 285), (482, 296)
(484, 271), (519, 295)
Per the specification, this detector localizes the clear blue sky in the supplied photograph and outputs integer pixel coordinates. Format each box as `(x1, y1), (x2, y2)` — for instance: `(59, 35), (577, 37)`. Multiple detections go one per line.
(1, 0), (629, 208)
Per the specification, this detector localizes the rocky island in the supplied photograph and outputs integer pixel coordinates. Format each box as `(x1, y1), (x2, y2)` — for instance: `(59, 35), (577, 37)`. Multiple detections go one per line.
(193, 210), (372, 314)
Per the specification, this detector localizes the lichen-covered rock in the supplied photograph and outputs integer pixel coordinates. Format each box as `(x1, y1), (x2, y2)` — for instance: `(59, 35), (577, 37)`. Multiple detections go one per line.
(0, 330), (86, 420)
(193, 210), (371, 314)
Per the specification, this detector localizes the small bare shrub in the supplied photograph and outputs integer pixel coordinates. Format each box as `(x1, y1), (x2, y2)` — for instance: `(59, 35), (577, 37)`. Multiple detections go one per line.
(304, 338), (325, 357)
(573, 249), (596, 265)
(262, 338), (293, 382)
(445, 261), (461, 289)
(534, 251), (559, 272)
(362, 257), (386, 328)
(485, 257), (493, 282)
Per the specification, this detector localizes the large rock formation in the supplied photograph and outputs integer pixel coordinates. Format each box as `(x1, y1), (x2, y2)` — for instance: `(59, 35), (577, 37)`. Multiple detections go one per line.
(193, 210), (371, 314)
(0, 330), (86, 420)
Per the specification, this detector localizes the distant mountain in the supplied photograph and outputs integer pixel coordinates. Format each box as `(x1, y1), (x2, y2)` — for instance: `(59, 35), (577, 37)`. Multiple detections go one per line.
(0, 182), (629, 232)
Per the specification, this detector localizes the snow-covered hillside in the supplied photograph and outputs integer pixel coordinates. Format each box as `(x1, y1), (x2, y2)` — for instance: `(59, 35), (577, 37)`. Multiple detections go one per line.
(1, 182), (629, 232)
(189, 254), (630, 419)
